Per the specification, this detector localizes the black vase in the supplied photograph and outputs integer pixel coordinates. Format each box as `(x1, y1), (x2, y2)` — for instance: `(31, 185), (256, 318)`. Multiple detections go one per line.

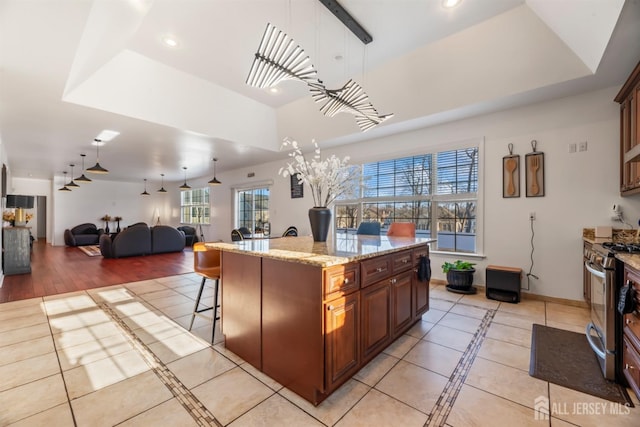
(308, 207), (331, 242)
(105, 222), (109, 234)
(116, 221), (121, 233)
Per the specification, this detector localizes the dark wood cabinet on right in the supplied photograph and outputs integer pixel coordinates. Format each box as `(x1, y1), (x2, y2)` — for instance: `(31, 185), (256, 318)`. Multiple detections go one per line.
(621, 264), (640, 400)
(615, 60), (640, 196)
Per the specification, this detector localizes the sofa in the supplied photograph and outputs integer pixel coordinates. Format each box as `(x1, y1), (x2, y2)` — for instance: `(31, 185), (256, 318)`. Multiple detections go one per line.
(64, 223), (104, 246)
(99, 223), (186, 258)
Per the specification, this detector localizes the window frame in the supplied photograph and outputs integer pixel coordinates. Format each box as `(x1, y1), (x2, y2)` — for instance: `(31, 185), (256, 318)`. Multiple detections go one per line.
(335, 137), (484, 256)
(180, 187), (211, 225)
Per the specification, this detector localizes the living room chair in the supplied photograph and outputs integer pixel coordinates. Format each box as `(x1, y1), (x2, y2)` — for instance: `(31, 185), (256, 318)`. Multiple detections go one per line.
(231, 229), (244, 241)
(356, 221), (381, 235)
(190, 242), (221, 343)
(387, 222), (416, 237)
(282, 226), (298, 237)
(177, 225), (198, 246)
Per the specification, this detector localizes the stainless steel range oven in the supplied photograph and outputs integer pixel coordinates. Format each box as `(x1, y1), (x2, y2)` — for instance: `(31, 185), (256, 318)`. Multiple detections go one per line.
(584, 242), (626, 381)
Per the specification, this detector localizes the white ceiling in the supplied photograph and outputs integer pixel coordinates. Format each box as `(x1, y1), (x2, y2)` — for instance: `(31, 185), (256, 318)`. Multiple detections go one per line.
(0, 0), (638, 185)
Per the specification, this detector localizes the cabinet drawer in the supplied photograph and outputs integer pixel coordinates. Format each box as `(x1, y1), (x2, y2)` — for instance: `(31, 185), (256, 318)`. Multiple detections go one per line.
(624, 312), (640, 349)
(412, 246), (429, 265)
(622, 336), (640, 400)
(324, 263), (360, 300)
(391, 250), (412, 273)
(361, 256), (391, 288)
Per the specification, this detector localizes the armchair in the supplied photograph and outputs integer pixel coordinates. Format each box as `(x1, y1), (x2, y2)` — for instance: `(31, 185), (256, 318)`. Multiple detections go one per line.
(64, 223), (104, 246)
(177, 226), (198, 246)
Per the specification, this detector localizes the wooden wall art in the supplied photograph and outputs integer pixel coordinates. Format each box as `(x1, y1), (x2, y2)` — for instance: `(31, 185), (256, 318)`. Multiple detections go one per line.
(525, 140), (545, 197)
(503, 143), (520, 198)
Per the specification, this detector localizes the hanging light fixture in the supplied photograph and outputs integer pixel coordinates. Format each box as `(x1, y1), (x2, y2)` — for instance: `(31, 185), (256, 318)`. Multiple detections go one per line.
(208, 158), (222, 185)
(157, 174), (167, 193)
(66, 164), (80, 187)
(86, 139), (109, 174)
(75, 154), (92, 183)
(141, 179), (150, 196)
(58, 171), (72, 191)
(179, 166), (191, 189)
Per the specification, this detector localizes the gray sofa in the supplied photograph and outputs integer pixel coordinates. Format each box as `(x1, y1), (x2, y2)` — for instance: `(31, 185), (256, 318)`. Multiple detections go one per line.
(64, 223), (104, 246)
(99, 223), (185, 258)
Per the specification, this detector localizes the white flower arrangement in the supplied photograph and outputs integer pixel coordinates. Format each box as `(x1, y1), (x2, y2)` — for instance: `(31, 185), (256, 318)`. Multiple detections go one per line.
(278, 138), (358, 207)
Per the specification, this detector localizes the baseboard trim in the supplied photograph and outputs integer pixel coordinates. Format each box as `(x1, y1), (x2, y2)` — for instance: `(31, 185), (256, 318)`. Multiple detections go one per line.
(430, 279), (588, 308)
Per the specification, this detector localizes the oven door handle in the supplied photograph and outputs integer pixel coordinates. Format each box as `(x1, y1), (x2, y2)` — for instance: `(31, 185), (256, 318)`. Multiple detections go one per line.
(586, 322), (607, 359)
(585, 261), (606, 280)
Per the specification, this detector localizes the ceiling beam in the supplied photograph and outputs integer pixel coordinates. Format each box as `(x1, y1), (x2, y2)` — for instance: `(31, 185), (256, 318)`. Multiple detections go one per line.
(318, 0), (372, 44)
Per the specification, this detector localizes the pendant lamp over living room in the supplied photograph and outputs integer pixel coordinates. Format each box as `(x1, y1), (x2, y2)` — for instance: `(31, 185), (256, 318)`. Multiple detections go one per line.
(208, 158), (221, 185)
(179, 167), (191, 189)
(58, 171), (72, 191)
(75, 154), (92, 183)
(141, 179), (150, 196)
(157, 174), (167, 193)
(86, 139), (109, 174)
(66, 164), (80, 187)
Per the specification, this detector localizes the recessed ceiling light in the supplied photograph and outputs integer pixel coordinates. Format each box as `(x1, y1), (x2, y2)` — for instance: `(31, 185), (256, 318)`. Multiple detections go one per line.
(162, 35), (179, 48)
(442, 0), (461, 8)
(269, 87), (280, 94)
(96, 129), (120, 141)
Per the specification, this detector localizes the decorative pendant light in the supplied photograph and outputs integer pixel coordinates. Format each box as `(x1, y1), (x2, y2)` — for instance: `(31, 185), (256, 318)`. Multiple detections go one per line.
(157, 174), (167, 193)
(58, 171), (72, 191)
(179, 166), (191, 189)
(66, 164), (80, 187)
(75, 154), (92, 183)
(208, 158), (222, 185)
(141, 179), (150, 196)
(86, 139), (109, 174)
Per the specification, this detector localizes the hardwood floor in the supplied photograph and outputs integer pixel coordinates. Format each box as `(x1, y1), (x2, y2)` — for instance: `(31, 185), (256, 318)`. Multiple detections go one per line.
(0, 240), (194, 303)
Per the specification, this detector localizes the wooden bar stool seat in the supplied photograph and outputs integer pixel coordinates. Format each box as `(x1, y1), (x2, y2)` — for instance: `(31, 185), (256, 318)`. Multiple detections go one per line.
(190, 242), (221, 343)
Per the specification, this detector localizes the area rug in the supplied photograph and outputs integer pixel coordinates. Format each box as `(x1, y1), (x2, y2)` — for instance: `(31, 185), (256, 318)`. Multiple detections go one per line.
(529, 323), (633, 406)
(78, 245), (101, 257)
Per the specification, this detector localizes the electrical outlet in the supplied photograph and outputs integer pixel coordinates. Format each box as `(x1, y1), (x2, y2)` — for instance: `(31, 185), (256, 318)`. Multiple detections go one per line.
(568, 143), (576, 153)
(579, 141), (588, 152)
(529, 212), (536, 220)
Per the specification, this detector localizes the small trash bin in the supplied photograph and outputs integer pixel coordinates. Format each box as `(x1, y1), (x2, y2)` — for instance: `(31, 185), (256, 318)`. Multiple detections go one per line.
(486, 265), (522, 303)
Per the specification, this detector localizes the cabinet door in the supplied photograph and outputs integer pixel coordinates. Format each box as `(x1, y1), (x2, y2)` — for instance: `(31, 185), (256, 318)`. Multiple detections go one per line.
(325, 293), (360, 391)
(361, 280), (391, 361)
(414, 271), (430, 319)
(391, 271), (413, 336)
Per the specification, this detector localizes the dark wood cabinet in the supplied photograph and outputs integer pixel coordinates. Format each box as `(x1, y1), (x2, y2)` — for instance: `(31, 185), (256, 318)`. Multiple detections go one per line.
(622, 264), (640, 400)
(220, 242), (430, 405)
(391, 270), (413, 337)
(583, 241), (591, 304)
(325, 292), (360, 390)
(412, 246), (430, 317)
(615, 60), (640, 196)
(361, 279), (391, 361)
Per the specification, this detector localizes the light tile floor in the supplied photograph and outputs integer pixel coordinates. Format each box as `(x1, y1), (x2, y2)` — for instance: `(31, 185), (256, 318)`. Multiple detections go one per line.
(1, 275), (639, 426)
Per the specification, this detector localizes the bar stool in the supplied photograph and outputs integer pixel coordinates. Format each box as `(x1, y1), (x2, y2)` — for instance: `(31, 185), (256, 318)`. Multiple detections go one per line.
(387, 222), (416, 237)
(190, 242), (221, 343)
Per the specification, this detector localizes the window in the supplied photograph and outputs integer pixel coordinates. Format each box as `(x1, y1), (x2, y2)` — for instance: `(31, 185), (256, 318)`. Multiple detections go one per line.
(236, 186), (270, 233)
(180, 187), (210, 224)
(335, 142), (480, 254)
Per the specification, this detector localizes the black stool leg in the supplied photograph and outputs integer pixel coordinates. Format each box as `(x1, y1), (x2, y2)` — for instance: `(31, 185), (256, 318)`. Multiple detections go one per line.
(212, 279), (220, 343)
(189, 276), (207, 331)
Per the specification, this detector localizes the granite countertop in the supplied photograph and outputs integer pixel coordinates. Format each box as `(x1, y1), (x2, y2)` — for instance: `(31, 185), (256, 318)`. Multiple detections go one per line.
(616, 253), (640, 271)
(206, 234), (434, 267)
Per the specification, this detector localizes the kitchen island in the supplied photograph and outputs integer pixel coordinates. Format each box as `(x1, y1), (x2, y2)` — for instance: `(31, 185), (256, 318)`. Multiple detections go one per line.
(207, 233), (433, 405)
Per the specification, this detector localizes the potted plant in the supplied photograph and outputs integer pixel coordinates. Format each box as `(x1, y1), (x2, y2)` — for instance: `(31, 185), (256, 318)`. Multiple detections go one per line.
(442, 260), (476, 294)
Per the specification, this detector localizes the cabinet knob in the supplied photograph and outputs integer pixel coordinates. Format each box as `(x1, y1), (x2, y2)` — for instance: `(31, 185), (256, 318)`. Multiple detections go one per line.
(627, 318), (635, 325)
(376, 267), (384, 273)
(390, 278), (397, 284)
(343, 278), (349, 284)
(402, 259), (409, 264)
(626, 363), (635, 370)
(327, 305), (334, 311)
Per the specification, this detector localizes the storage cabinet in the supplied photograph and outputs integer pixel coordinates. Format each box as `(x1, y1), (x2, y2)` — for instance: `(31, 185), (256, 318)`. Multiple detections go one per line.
(615, 60), (640, 196)
(325, 292), (360, 390)
(413, 246), (430, 317)
(361, 279), (391, 361)
(2, 227), (31, 275)
(583, 241), (592, 304)
(621, 265), (640, 400)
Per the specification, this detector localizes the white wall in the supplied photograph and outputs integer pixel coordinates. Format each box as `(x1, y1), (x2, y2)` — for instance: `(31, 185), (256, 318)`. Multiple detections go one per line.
(12, 86), (640, 302)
